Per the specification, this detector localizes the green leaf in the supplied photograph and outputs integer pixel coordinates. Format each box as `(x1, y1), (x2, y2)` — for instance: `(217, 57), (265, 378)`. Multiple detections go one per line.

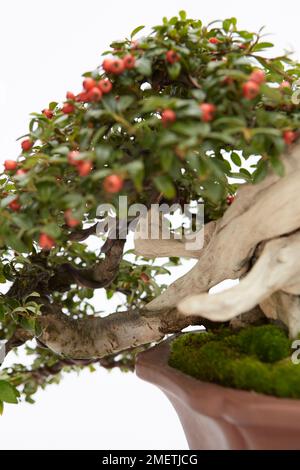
(125, 160), (144, 177)
(252, 42), (274, 52)
(160, 149), (175, 171)
(261, 85), (282, 103)
(223, 17), (237, 32)
(18, 316), (36, 334)
(0, 401), (3, 415)
(130, 25), (145, 38)
(270, 155), (285, 177)
(136, 57), (152, 77)
(5, 234), (29, 253)
(231, 152), (242, 167)
(167, 62), (181, 80)
(154, 176), (176, 199)
(43, 223), (61, 238)
(253, 160), (269, 183)
(179, 10), (187, 20)
(0, 381), (19, 404)
(117, 96), (135, 112)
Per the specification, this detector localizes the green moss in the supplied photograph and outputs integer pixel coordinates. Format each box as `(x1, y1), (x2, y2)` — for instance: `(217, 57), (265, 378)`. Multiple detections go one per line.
(229, 325), (290, 363)
(169, 325), (300, 399)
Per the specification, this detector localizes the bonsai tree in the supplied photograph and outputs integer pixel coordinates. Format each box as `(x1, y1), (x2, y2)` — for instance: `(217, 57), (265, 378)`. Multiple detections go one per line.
(0, 11), (300, 410)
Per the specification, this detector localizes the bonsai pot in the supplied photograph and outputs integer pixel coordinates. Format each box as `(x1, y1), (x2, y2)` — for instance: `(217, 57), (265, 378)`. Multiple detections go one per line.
(136, 337), (300, 450)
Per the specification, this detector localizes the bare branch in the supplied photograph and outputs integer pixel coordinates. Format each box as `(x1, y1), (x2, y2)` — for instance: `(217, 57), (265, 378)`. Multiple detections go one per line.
(38, 302), (209, 359)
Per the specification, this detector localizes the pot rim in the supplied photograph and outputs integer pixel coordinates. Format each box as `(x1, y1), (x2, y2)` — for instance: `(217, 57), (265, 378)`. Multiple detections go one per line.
(136, 335), (300, 429)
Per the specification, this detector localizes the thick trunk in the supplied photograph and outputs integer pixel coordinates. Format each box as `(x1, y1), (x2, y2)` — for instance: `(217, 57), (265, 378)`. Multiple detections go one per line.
(38, 303), (205, 359)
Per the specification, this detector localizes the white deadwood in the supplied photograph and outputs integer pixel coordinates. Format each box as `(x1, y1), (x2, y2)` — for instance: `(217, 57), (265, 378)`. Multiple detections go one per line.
(178, 233), (300, 337)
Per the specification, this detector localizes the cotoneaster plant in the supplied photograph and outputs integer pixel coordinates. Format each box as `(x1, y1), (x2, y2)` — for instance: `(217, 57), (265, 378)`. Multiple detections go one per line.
(0, 11), (300, 411)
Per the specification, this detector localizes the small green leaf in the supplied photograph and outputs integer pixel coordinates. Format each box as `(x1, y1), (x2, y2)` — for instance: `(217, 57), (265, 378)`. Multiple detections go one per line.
(167, 62), (181, 80)
(231, 152), (242, 167)
(154, 175), (176, 199)
(253, 160), (269, 183)
(0, 381), (19, 404)
(117, 96), (135, 112)
(223, 17), (237, 32)
(136, 57), (152, 77)
(43, 223), (61, 238)
(252, 42), (274, 52)
(270, 155), (285, 177)
(179, 10), (187, 20)
(130, 25), (145, 38)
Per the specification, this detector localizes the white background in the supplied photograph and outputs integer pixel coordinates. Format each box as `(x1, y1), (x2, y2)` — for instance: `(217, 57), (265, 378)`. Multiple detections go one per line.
(0, 0), (299, 450)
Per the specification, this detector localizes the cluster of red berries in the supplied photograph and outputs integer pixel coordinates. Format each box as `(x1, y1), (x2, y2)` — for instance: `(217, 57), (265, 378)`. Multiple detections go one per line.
(68, 150), (93, 176)
(242, 69), (265, 100)
(60, 77), (114, 114)
(102, 54), (136, 75)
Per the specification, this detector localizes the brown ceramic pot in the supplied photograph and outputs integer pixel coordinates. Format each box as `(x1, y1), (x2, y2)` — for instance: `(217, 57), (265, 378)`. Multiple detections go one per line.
(136, 337), (300, 450)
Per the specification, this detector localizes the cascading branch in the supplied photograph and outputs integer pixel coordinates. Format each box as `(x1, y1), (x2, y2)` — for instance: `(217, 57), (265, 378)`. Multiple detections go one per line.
(0, 12), (300, 411)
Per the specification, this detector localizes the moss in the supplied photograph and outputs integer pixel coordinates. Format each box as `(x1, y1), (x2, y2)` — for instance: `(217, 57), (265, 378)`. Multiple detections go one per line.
(229, 325), (290, 363)
(169, 325), (300, 399)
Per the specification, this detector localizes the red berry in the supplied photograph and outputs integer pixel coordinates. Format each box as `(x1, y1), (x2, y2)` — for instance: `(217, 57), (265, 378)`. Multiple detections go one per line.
(140, 272), (150, 283)
(42, 108), (54, 119)
(16, 169), (28, 177)
(87, 87), (102, 102)
(199, 103), (216, 122)
(209, 37), (220, 44)
(4, 160), (17, 171)
(68, 150), (81, 166)
(102, 58), (114, 73)
(109, 58), (125, 75)
(123, 54), (136, 69)
(75, 91), (89, 103)
(66, 91), (75, 100)
(223, 76), (234, 85)
(161, 109), (176, 127)
(280, 80), (291, 90)
(62, 102), (75, 114)
(39, 233), (55, 250)
(166, 50), (180, 64)
(103, 174), (124, 193)
(283, 130), (297, 145)
(242, 80), (260, 100)
(21, 139), (33, 152)
(249, 69), (266, 85)
(98, 79), (113, 94)
(83, 77), (96, 91)
(226, 195), (235, 205)
(64, 209), (80, 228)
(9, 198), (21, 212)
(77, 160), (93, 176)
